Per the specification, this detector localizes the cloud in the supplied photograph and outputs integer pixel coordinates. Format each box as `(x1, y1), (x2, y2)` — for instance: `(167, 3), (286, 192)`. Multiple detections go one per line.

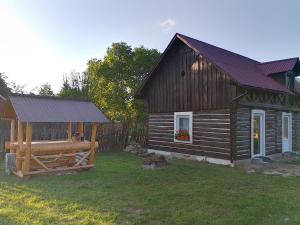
(160, 18), (176, 31)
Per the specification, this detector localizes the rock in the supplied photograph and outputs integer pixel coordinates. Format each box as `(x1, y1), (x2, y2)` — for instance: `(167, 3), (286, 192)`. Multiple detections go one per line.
(124, 143), (146, 155)
(141, 153), (168, 168)
(124, 143), (168, 169)
(251, 156), (272, 164)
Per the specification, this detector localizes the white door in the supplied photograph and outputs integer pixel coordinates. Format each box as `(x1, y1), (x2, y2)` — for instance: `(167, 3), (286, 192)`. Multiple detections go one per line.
(282, 113), (292, 153)
(251, 110), (265, 157)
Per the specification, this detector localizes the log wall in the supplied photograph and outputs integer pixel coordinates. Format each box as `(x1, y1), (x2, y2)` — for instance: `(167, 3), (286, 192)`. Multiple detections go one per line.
(293, 113), (300, 150)
(235, 108), (300, 160)
(235, 108), (251, 160)
(148, 110), (231, 160)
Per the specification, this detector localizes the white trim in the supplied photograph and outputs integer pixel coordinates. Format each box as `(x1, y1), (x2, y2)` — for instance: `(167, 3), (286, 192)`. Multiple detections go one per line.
(147, 149), (232, 166)
(147, 149), (172, 156)
(251, 109), (265, 158)
(174, 112), (193, 143)
(282, 112), (292, 153)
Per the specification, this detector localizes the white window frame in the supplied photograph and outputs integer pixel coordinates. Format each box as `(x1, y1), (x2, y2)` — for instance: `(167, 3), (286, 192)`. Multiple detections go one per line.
(251, 109), (265, 157)
(282, 112), (292, 153)
(174, 112), (193, 143)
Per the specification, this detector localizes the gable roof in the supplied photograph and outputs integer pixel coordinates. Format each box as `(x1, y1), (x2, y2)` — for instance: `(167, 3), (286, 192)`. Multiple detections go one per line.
(136, 33), (299, 97)
(258, 58), (298, 75)
(4, 94), (110, 123)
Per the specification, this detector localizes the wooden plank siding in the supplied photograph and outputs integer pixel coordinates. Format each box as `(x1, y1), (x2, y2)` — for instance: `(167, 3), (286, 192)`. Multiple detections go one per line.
(145, 42), (236, 113)
(148, 110), (231, 160)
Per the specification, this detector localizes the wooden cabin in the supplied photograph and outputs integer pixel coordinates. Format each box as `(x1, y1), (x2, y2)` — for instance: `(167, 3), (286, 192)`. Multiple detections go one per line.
(2, 94), (109, 178)
(136, 33), (300, 165)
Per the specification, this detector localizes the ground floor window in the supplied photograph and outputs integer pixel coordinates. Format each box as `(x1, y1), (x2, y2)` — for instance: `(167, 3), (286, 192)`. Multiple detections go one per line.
(174, 112), (193, 143)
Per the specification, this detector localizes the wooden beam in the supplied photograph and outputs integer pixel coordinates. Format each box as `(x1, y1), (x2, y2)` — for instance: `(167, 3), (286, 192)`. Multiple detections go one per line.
(10, 120), (16, 153)
(78, 122), (84, 140)
(16, 121), (23, 172)
(24, 164), (94, 176)
(22, 122), (32, 173)
(239, 101), (300, 112)
(75, 151), (90, 166)
(88, 123), (97, 165)
(36, 152), (77, 158)
(67, 122), (72, 140)
(8, 141), (99, 153)
(31, 154), (50, 171)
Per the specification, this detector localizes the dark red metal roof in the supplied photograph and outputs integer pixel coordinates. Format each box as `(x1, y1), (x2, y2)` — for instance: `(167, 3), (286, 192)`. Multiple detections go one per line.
(136, 33), (299, 97)
(177, 34), (297, 93)
(7, 94), (110, 123)
(258, 58), (298, 75)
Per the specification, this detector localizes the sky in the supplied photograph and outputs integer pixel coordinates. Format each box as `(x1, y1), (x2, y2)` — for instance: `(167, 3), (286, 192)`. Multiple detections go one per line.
(0, 0), (299, 93)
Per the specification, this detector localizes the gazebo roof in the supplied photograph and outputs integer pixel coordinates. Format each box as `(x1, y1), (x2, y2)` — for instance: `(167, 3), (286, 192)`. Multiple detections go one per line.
(4, 94), (109, 123)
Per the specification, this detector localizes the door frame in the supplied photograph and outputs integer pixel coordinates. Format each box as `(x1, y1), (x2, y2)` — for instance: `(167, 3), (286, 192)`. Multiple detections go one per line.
(251, 109), (265, 158)
(282, 112), (292, 153)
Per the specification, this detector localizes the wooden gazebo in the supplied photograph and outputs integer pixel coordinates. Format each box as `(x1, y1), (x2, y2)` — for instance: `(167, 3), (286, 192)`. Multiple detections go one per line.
(2, 94), (109, 178)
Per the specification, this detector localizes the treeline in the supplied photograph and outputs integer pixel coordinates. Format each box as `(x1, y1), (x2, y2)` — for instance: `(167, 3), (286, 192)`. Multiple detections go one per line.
(0, 42), (160, 124)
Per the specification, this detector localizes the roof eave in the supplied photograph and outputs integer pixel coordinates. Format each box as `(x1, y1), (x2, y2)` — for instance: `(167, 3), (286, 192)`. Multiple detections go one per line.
(238, 84), (295, 96)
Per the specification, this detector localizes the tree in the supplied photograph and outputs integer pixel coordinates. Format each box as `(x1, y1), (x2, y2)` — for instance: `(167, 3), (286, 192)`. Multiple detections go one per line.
(87, 42), (160, 123)
(58, 71), (88, 99)
(9, 81), (26, 94)
(38, 83), (54, 96)
(0, 72), (10, 97)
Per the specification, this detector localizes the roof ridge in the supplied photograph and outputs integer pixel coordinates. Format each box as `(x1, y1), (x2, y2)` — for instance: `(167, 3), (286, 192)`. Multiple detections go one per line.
(136, 33), (297, 97)
(9, 93), (90, 102)
(176, 33), (260, 64)
(259, 57), (299, 65)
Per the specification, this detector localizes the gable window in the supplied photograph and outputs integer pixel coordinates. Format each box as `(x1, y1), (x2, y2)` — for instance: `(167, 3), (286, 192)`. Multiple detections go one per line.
(174, 112), (193, 143)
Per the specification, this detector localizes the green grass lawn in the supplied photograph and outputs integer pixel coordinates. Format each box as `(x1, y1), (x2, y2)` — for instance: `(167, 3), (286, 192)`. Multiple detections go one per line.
(1, 152), (300, 225)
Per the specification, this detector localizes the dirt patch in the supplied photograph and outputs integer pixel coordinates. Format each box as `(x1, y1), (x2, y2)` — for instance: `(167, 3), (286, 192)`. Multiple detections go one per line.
(236, 153), (300, 176)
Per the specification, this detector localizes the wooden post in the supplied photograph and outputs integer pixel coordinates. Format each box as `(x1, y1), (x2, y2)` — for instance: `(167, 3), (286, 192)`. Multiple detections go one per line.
(78, 122), (84, 140)
(10, 120), (16, 153)
(22, 122), (32, 174)
(67, 122), (72, 140)
(88, 123), (97, 165)
(16, 120), (23, 172)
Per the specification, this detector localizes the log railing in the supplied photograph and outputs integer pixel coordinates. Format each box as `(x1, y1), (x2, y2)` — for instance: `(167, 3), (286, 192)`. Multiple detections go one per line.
(5, 121), (98, 178)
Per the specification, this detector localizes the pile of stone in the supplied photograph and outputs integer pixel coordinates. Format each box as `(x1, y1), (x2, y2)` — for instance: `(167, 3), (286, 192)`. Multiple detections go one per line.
(141, 152), (168, 169)
(123, 143), (146, 155)
(124, 143), (168, 169)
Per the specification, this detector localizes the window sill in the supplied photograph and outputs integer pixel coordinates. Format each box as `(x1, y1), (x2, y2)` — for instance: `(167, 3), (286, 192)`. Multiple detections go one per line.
(174, 139), (193, 144)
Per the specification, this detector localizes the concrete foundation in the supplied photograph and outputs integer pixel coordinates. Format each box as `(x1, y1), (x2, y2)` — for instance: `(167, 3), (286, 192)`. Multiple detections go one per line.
(147, 149), (233, 166)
